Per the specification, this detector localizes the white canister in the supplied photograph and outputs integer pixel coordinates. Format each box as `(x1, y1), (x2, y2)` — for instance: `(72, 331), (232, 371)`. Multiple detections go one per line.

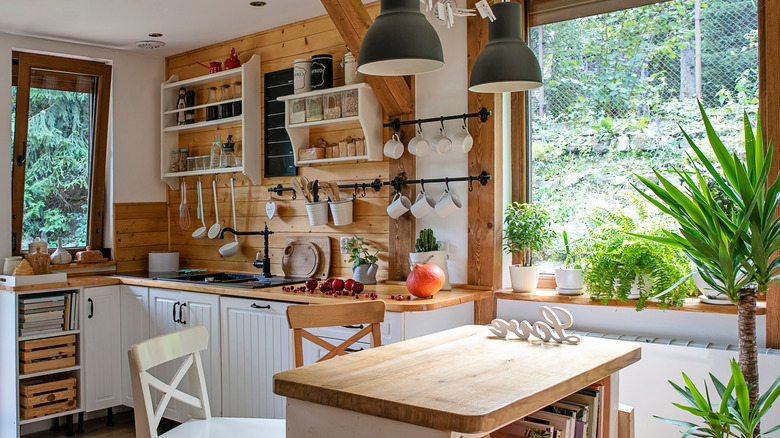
(28, 237), (49, 255)
(3, 256), (23, 276)
(148, 251), (180, 273)
(342, 52), (364, 85)
(293, 59), (312, 94)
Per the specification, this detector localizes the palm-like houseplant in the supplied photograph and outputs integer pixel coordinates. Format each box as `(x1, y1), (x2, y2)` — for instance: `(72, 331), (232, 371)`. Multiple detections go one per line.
(503, 202), (556, 292)
(634, 102), (780, 421)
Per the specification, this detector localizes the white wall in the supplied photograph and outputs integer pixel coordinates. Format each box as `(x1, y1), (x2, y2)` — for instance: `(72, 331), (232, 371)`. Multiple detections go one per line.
(0, 33), (166, 258)
(415, 16), (469, 284)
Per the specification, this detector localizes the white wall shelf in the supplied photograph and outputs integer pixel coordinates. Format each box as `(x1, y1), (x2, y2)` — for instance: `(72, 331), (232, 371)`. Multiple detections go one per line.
(161, 54), (261, 189)
(277, 83), (383, 166)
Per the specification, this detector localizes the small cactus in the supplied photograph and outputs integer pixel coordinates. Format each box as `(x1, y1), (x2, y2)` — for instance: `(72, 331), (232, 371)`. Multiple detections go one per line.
(415, 228), (439, 253)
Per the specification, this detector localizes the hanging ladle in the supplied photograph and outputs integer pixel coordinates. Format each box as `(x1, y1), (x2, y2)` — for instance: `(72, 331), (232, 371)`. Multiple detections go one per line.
(218, 176), (241, 257)
(208, 176), (222, 239)
(192, 178), (208, 239)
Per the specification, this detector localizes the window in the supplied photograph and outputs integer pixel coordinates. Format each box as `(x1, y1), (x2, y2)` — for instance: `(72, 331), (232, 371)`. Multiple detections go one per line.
(528, 0), (759, 268)
(11, 52), (111, 254)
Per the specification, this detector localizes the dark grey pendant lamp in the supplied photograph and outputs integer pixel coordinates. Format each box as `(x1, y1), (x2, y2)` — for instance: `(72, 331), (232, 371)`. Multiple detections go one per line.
(469, 1), (542, 93)
(357, 0), (445, 76)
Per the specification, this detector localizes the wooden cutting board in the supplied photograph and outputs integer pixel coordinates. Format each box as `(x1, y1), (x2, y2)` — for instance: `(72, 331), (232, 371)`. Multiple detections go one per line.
(281, 236), (331, 279)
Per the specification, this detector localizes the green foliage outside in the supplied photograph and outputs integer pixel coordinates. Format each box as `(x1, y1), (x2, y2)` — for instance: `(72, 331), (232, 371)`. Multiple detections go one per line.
(529, 0), (759, 265)
(11, 86), (92, 249)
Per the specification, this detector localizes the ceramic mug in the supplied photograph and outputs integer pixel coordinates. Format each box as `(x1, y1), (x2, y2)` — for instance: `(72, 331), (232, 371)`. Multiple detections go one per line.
(435, 189), (462, 217)
(452, 124), (473, 153)
(407, 129), (430, 157)
(410, 191), (436, 218)
(431, 127), (452, 155)
(383, 133), (404, 159)
(387, 192), (412, 219)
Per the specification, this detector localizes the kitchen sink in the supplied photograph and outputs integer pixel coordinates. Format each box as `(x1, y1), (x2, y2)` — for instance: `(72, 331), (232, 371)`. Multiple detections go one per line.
(161, 272), (307, 289)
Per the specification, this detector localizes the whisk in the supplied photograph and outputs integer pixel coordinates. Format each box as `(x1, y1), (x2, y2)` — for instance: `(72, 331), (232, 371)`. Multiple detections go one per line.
(179, 180), (191, 229)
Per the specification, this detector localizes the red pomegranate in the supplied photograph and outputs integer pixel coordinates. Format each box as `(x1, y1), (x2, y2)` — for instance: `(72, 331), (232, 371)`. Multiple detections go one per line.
(406, 264), (445, 298)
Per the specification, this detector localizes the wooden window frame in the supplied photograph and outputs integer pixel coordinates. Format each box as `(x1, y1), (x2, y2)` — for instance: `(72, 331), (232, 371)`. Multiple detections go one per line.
(11, 52), (112, 255)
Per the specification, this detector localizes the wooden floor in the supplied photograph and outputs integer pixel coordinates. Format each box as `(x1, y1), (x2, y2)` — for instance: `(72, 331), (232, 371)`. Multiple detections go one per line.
(25, 412), (135, 438)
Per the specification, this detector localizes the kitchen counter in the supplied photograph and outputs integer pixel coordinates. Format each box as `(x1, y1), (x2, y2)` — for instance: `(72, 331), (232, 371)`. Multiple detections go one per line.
(2, 273), (492, 312)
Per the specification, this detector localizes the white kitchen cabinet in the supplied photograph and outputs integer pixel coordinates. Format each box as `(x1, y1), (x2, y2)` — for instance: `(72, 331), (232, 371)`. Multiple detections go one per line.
(148, 288), (221, 421)
(120, 285), (149, 407)
(83, 286), (122, 412)
(220, 297), (293, 419)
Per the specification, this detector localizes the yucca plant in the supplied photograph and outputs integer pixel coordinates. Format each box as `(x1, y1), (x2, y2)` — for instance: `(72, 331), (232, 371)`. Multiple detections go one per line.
(633, 101), (780, 421)
(656, 359), (780, 438)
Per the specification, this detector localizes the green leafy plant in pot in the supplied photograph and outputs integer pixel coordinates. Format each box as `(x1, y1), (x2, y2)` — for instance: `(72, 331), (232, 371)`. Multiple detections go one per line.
(554, 231), (585, 294)
(346, 235), (379, 285)
(579, 207), (695, 310)
(634, 102), (780, 423)
(503, 202), (556, 293)
(410, 228), (451, 290)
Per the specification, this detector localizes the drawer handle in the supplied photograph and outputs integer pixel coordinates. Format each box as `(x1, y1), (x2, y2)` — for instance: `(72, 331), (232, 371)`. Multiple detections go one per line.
(251, 304), (271, 309)
(173, 302), (180, 323)
(87, 298), (94, 319)
(345, 347), (364, 353)
(342, 324), (364, 329)
(179, 303), (187, 325)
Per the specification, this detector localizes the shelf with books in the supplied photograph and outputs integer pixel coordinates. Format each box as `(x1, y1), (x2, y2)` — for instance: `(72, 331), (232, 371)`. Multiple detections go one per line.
(17, 291), (80, 338)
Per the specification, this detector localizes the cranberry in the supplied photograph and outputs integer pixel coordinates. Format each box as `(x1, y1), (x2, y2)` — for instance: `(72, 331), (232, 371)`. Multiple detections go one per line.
(352, 282), (364, 294)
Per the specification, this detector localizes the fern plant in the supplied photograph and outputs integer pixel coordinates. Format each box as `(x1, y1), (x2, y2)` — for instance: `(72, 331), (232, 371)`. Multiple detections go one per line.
(503, 202), (556, 267)
(579, 207), (695, 310)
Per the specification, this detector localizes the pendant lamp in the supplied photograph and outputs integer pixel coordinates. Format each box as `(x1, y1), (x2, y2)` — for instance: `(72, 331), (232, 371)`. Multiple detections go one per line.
(358, 0), (445, 76)
(469, 1), (542, 93)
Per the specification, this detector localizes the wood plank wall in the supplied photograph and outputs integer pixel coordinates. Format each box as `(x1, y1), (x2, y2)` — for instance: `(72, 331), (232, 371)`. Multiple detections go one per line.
(114, 203), (169, 272)
(162, 5), (391, 280)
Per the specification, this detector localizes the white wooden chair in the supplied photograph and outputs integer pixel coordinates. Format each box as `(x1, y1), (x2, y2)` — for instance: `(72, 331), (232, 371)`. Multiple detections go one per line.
(286, 300), (386, 368)
(128, 325), (285, 438)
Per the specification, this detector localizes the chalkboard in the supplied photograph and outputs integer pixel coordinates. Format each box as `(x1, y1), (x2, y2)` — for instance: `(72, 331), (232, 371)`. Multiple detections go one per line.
(264, 68), (297, 178)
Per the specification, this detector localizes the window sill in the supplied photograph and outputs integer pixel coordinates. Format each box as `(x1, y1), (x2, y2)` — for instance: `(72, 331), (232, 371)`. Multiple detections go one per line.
(494, 288), (767, 316)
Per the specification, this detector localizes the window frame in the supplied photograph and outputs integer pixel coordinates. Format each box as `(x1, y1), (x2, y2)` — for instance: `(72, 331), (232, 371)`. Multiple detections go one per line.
(11, 52), (112, 255)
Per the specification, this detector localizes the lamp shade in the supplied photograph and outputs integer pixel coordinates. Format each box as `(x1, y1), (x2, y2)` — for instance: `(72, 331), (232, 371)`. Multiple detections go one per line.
(469, 1), (542, 93)
(358, 0), (445, 76)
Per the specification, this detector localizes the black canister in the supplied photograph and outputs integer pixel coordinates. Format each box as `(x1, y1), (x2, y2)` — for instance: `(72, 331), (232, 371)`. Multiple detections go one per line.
(310, 54), (333, 90)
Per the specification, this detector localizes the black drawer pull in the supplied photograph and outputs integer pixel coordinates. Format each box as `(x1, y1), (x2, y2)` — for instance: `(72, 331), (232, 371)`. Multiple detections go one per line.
(251, 303), (271, 309)
(342, 324), (364, 329)
(87, 298), (94, 319)
(345, 347), (364, 353)
(179, 303), (187, 325)
(173, 302), (180, 323)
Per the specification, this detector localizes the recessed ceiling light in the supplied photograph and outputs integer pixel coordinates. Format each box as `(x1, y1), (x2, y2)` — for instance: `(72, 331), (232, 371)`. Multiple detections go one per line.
(136, 40), (166, 49)
(148, 33), (163, 38)
(249, 1), (267, 6)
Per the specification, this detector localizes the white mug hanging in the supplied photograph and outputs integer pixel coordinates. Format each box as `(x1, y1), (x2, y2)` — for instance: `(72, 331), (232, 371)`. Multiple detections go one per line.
(266, 201), (277, 220)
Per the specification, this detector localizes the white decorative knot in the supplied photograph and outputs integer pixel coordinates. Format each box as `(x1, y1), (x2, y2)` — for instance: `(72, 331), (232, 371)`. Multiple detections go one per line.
(489, 306), (581, 345)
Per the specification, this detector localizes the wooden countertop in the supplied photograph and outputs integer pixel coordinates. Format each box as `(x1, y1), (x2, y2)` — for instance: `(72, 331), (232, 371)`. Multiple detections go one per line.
(495, 288), (767, 315)
(1, 274), (491, 312)
(273, 325), (641, 434)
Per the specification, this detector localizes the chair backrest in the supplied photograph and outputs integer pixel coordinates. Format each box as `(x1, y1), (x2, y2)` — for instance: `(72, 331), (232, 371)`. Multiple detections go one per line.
(286, 300), (386, 368)
(128, 325), (212, 438)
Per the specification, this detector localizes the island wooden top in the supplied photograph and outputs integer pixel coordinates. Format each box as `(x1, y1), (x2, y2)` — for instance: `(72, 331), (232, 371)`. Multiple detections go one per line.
(273, 325), (641, 434)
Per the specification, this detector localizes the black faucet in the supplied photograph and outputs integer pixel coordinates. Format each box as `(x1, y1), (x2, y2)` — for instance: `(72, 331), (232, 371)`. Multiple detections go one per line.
(218, 225), (274, 278)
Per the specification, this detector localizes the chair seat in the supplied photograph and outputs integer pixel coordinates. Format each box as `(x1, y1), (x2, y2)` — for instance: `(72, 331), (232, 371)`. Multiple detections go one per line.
(160, 417), (286, 438)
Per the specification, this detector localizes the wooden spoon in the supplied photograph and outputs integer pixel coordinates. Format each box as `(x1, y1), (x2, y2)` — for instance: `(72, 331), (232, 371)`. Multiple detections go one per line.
(329, 182), (341, 202)
(291, 177), (310, 202)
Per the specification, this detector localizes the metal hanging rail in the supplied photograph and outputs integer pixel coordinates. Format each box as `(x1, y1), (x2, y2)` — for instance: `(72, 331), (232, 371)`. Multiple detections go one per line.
(269, 171), (492, 200)
(383, 107), (491, 133)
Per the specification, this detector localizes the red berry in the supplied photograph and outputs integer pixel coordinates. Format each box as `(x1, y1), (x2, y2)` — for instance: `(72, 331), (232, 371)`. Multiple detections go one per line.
(319, 282), (332, 293)
(332, 279), (345, 291)
(352, 282), (364, 294)
(407, 295), (412, 300)
(305, 279), (318, 290)
(355, 295), (360, 299)
(397, 295), (404, 301)
(344, 279), (355, 291)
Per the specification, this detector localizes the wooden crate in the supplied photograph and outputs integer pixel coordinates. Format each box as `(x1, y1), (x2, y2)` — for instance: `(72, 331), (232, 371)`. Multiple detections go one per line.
(19, 375), (77, 420)
(19, 335), (77, 375)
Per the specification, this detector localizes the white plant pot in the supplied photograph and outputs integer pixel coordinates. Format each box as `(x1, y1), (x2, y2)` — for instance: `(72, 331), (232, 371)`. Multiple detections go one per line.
(508, 265), (540, 293)
(409, 250), (451, 290)
(615, 275), (651, 299)
(554, 268), (584, 290)
(691, 266), (731, 301)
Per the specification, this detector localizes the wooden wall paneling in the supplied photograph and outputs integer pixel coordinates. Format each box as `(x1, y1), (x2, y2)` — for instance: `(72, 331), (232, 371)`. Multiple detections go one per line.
(466, 0), (502, 290)
(114, 203), (169, 272)
(759, 0), (780, 349)
(386, 108), (417, 281)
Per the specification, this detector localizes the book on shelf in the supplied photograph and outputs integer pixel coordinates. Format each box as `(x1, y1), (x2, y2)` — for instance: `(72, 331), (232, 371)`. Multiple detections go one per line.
(19, 303), (66, 312)
(21, 318), (65, 328)
(527, 409), (576, 438)
(19, 310), (64, 321)
(548, 400), (590, 438)
(20, 324), (65, 336)
(494, 419), (556, 438)
(564, 386), (602, 438)
(19, 294), (66, 304)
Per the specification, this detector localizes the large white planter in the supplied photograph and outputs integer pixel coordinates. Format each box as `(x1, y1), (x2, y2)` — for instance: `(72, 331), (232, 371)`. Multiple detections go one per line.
(409, 250), (451, 290)
(508, 265), (540, 293)
(691, 266), (732, 302)
(554, 268), (584, 292)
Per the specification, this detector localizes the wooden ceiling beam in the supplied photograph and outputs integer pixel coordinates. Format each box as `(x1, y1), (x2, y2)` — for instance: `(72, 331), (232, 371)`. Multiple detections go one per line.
(320, 0), (413, 115)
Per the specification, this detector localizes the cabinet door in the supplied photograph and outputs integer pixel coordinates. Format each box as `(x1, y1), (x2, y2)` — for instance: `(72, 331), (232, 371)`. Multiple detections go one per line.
(220, 297), (293, 419)
(83, 286), (122, 412)
(180, 291), (221, 417)
(120, 285), (149, 407)
(148, 288), (189, 423)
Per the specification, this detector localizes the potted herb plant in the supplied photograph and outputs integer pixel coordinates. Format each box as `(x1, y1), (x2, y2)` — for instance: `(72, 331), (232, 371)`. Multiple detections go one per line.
(634, 102), (780, 417)
(346, 235), (379, 284)
(409, 228), (451, 290)
(554, 231), (584, 294)
(580, 207), (695, 310)
(503, 202), (556, 293)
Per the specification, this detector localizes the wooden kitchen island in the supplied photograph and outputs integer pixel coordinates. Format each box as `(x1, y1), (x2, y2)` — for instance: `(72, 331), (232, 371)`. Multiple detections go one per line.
(274, 325), (641, 438)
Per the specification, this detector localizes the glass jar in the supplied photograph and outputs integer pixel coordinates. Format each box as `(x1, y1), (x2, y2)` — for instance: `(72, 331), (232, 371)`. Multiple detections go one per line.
(232, 81), (242, 117)
(220, 135), (238, 168)
(170, 149), (181, 172)
(341, 51), (364, 85)
(306, 95), (323, 122)
(206, 87), (218, 121)
(341, 89), (358, 117)
(219, 84), (233, 119)
(324, 93), (341, 120)
(210, 134), (222, 169)
(178, 148), (189, 172)
(186, 156), (198, 172)
(290, 98), (306, 124)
